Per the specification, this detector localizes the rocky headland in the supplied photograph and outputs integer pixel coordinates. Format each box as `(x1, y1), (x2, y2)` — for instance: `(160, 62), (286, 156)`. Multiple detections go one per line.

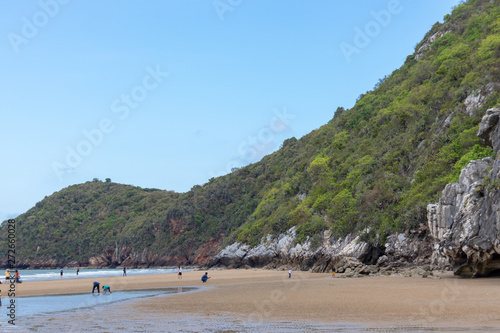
(428, 108), (500, 277)
(12, 108), (500, 278)
(209, 108), (500, 278)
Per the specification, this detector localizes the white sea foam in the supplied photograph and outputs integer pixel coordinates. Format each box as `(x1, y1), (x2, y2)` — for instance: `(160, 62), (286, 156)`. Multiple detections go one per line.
(10, 268), (181, 282)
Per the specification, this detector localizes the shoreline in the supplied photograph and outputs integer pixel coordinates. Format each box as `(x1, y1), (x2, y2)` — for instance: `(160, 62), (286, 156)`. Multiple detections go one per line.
(8, 267), (184, 285)
(8, 269), (500, 329)
(11, 268), (289, 297)
(4, 265), (202, 270)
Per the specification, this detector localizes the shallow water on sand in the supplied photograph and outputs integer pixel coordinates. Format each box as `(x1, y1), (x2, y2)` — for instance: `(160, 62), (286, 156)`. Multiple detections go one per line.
(7, 290), (500, 333)
(0, 287), (196, 332)
(7, 288), (196, 317)
(14, 312), (500, 333)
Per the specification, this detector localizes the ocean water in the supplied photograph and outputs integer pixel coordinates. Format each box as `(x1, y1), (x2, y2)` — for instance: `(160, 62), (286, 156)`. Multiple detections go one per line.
(6, 267), (184, 282)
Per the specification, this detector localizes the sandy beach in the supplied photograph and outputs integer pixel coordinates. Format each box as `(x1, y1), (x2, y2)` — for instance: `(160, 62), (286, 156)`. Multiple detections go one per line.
(10, 269), (500, 330)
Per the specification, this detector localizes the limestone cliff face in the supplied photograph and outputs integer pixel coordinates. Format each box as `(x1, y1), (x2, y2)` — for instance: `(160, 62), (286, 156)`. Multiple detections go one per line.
(208, 226), (433, 274)
(428, 108), (500, 277)
(208, 228), (374, 272)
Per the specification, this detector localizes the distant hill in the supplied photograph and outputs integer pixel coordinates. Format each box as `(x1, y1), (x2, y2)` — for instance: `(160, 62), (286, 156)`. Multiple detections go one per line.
(2, 0), (499, 268)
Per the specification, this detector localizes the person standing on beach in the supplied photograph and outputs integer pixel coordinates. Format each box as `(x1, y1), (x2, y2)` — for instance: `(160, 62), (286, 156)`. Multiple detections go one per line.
(123, 267), (127, 276)
(76, 268), (79, 278)
(4, 269), (9, 283)
(14, 270), (20, 283)
(60, 269), (63, 278)
(178, 266), (182, 280)
(332, 267), (336, 278)
(288, 269), (292, 278)
(92, 281), (100, 294)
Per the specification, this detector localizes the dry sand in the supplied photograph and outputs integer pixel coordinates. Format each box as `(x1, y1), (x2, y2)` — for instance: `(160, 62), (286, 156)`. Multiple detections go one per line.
(11, 269), (500, 328)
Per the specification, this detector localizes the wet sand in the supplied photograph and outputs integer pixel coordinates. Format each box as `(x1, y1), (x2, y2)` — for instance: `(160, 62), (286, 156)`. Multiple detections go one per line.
(11, 269), (500, 329)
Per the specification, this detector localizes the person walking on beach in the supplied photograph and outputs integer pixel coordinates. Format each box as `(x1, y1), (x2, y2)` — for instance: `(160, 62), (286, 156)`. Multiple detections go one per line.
(332, 267), (336, 278)
(103, 284), (112, 294)
(123, 267), (127, 276)
(60, 269), (63, 278)
(201, 272), (210, 283)
(76, 268), (79, 278)
(178, 266), (182, 280)
(288, 269), (292, 278)
(4, 269), (10, 283)
(92, 281), (100, 294)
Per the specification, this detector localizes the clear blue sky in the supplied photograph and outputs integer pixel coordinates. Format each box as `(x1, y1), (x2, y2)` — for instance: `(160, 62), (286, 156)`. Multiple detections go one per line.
(0, 0), (460, 222)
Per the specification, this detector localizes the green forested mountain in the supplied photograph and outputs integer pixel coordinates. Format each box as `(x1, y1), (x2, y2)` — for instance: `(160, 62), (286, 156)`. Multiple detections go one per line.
(2, 0), (500, 266)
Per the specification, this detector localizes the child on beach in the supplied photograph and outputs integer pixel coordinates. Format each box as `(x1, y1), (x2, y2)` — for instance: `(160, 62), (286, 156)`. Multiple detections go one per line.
(92, 281), (100, 294)
(288, 269), (292, 278)
(60, 269), (63, 278)
(5, 269), (9, 283)
(178, 266), (182, 280)
(201, 272), (210, 283)
(76, 268), (79, 278)
(103, 285), (112, 294)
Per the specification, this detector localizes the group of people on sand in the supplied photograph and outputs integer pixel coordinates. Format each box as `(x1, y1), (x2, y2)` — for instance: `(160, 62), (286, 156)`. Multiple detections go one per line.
(1, 265), (216, 297)
(89, 266), (129, 294)
(90, 266), (128, 294)
(177, 265), (210, 282)
(178, 266), (210, 283)
(178, 265), (210, 282)
(177, 265), (212, 283)
(92, 280), (112, 295)
(2, 269), (22, 284)
(2, 265), (219, 297)
(0, 269), (22, 306)
(57, 267), (127, 279)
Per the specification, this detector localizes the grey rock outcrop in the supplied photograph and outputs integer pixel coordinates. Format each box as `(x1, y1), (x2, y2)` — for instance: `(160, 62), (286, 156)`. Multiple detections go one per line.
(478, 108), (500, 152)
(429, 107), (500, 277)
(209, 225), (433, 274)
(384, 230), (433, 266)
(415, 31), (450, 61)
(208, 227), (382, 272)
(464, 83), (499, 117)
(208, 228), (371, 272)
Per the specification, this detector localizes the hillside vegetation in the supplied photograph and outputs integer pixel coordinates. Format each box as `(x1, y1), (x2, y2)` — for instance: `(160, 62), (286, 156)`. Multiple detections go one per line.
(2, 0), (500, 265)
